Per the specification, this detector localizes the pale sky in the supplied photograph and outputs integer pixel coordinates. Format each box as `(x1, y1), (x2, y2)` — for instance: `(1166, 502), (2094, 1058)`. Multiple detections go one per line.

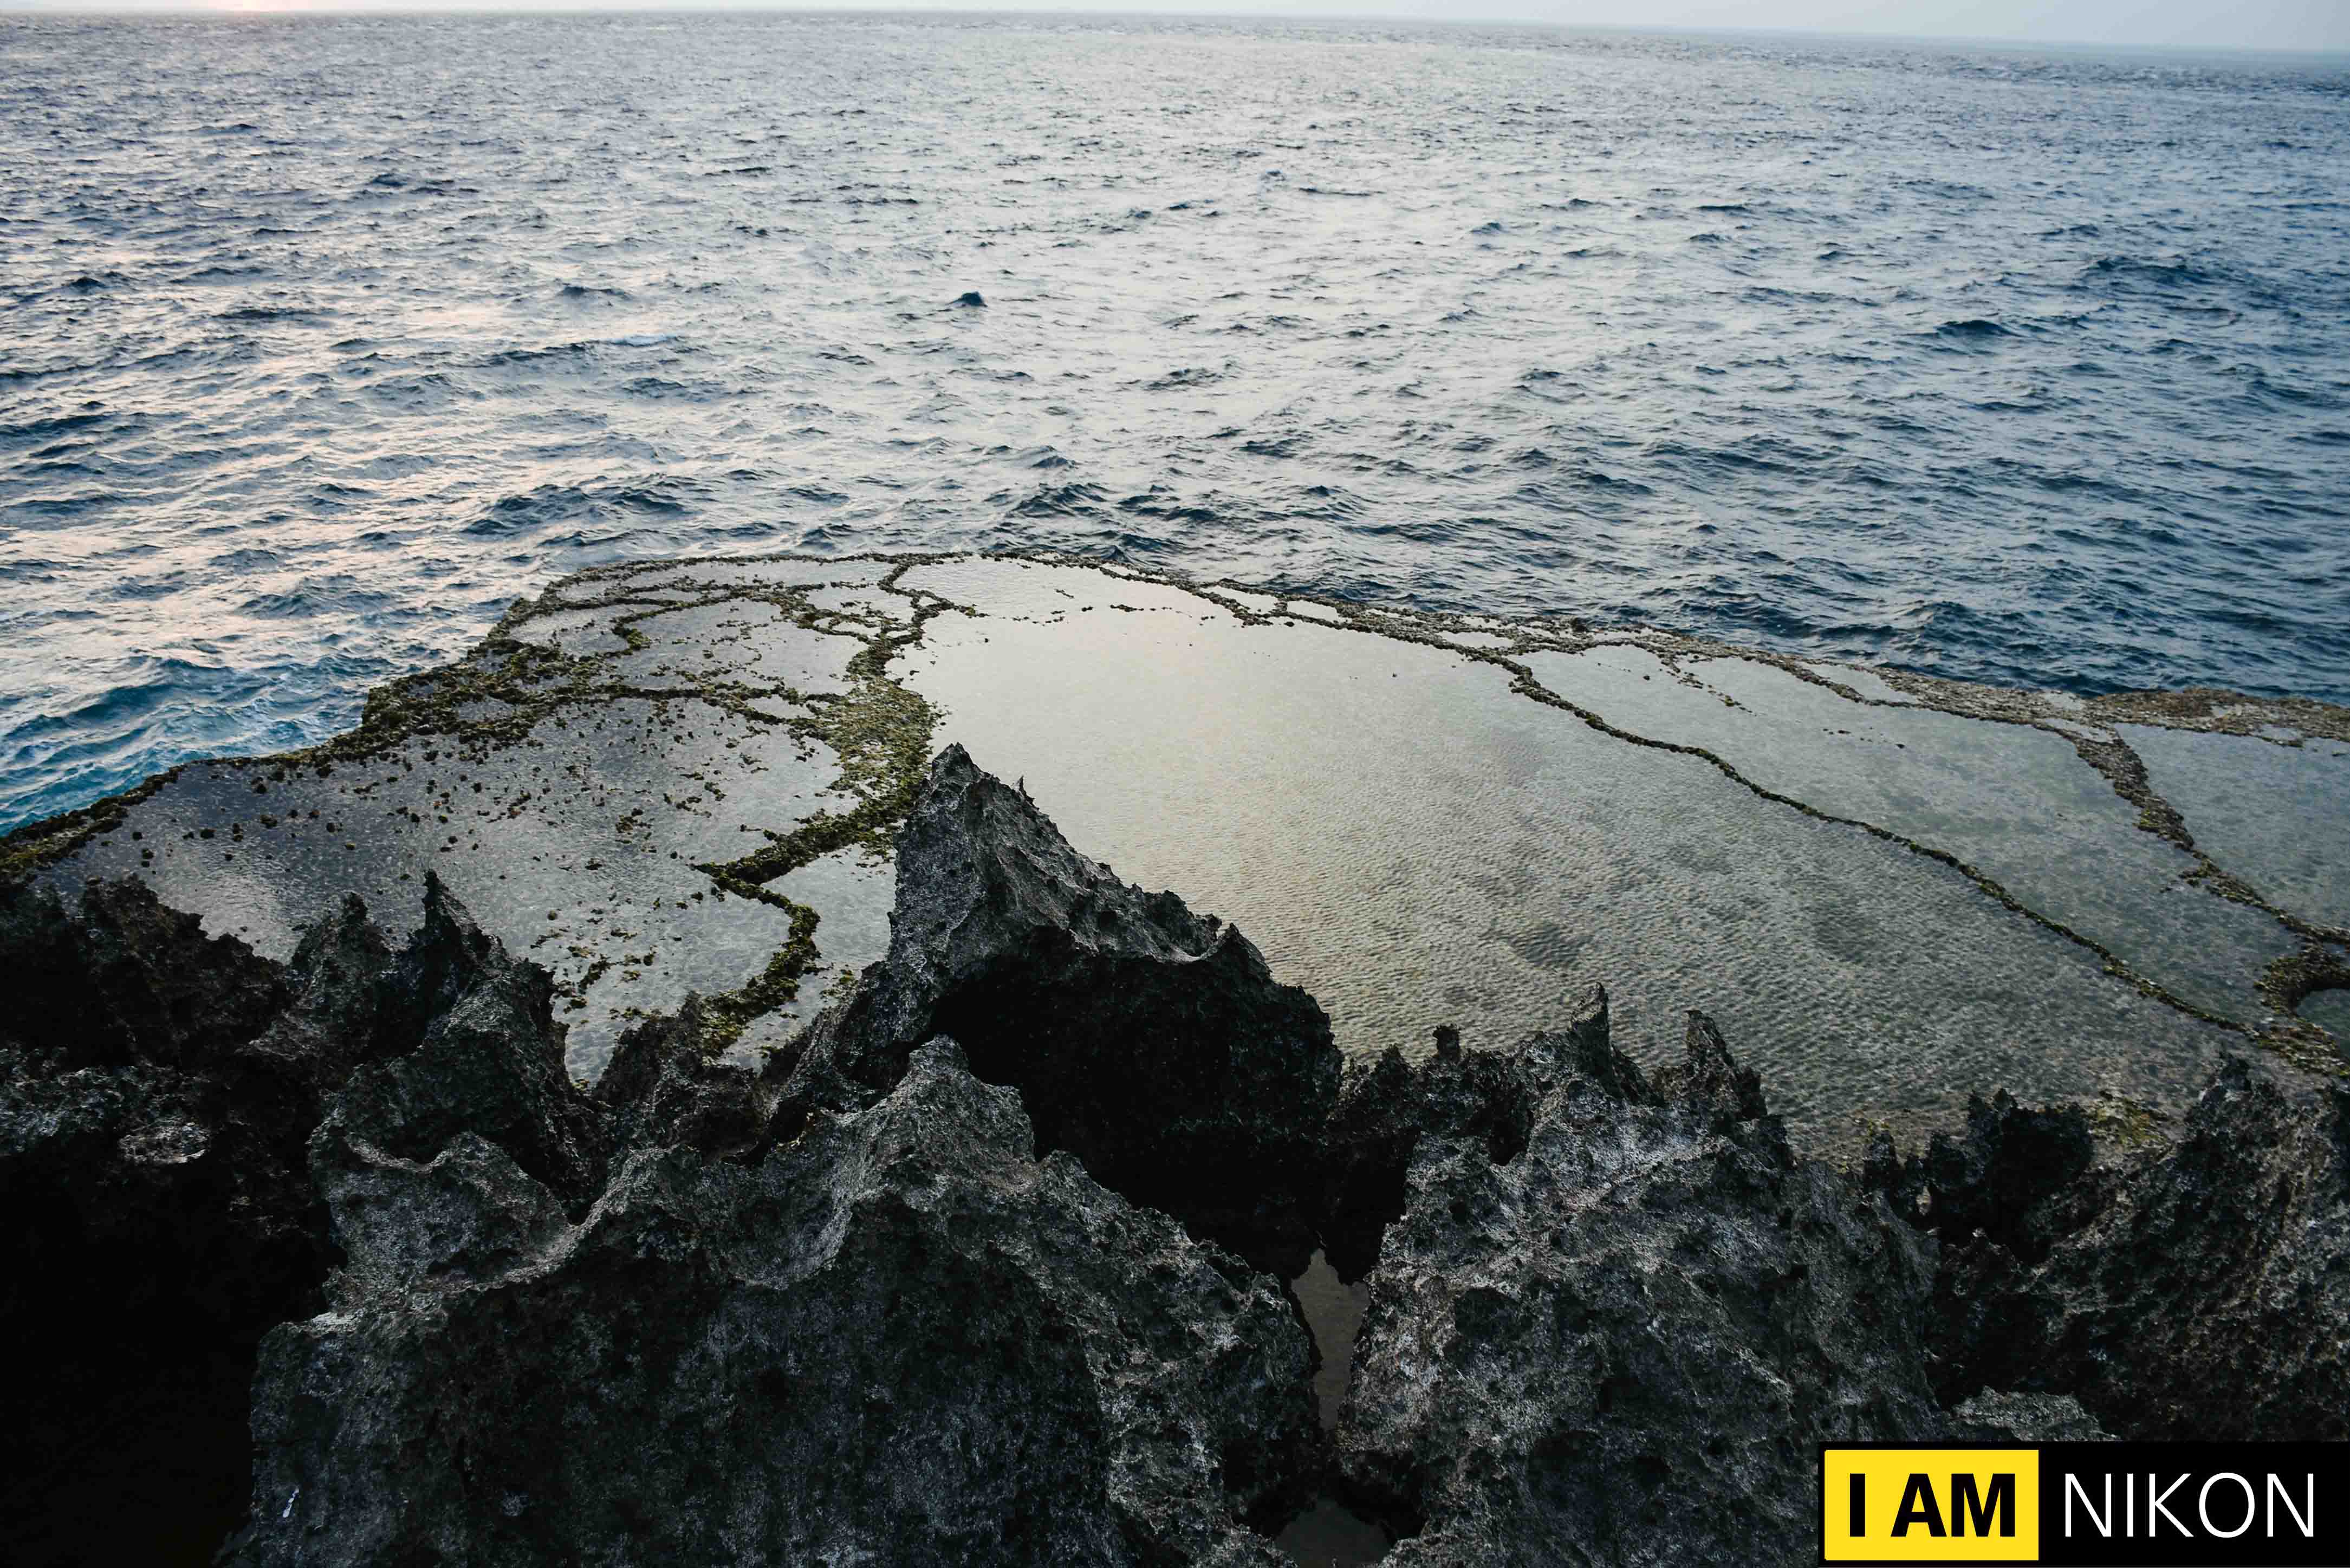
(6, 0), (2347, 55)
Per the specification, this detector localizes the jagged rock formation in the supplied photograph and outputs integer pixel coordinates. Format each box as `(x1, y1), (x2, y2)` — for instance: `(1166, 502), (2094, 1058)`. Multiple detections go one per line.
(1330, 1011), (1946, 1566)
(1315, 988), (1622, 1281)
(1, 877), (330, 1562)
(594, 994), (768, 1159)
(770, 743), (1341, 1273)
(1886, 1057), (2350, 1441)
(4, 750), (1338, 1565)
(0, 869), (639, 1564)
(9, 741), (2348, 1568)
(235, 1038), (1313, 1566)
(321, 875), (610, 1216)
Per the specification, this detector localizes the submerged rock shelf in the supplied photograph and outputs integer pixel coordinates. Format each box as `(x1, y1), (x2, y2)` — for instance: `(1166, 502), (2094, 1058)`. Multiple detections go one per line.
(4, 742), (2344, 1565)
(14, 551), (2345, 1151)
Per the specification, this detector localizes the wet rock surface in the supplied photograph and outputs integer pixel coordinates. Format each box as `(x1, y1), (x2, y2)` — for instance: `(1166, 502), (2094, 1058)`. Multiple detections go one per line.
(771, 742), (1341, 1272)
(31, 552), (2343, 1156)
(1328, 1011), (1947, 1566)
(1887, 1056), (2350, 1441)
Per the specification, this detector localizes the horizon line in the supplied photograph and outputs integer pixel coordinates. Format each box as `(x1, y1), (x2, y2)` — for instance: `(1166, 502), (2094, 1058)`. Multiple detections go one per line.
(3, 3), (2348, 59)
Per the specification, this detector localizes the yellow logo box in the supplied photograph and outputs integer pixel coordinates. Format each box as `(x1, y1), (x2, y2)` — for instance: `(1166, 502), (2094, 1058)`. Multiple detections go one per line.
(1823, 1448), (2040, 1562)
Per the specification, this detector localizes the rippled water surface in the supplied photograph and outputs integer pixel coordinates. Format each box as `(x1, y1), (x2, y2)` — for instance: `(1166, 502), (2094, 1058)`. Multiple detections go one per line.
(4, 14), (2347, 830)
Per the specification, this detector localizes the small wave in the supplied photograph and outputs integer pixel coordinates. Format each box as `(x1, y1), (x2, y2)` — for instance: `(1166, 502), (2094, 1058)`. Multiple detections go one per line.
(0, 411), (113, 443)
(359, 172), (473, 197)
(1007, 482), (1109, 518)
(2085, 255), (2221, 289)
(1116, 487), (1223, 526)
(559, 284), (632, 301)
(241, 575), (398, 618)
(464, 477), (706, 535)
(1933, 318), (2015, 339)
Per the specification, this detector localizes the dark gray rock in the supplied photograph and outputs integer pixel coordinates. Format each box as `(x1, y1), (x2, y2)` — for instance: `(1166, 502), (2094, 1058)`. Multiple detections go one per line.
(0, 871), (623, 1563)
(1333, 1010), (1945, 1566)
(0, 878), (347, 1563)
(1905, 1055), (2350, 1440)
(1878, 1087), (2107, 1262)
(322, 871), (608, 1212)
(1315, 989), (1622, 1282)
(1949, 1390), (2112, 1443)
(771, 744), (1341, 1271)
(2, 875), (291, 1069)
(594, 993), (767, 1159)
(233, 1039), (1312, 1567)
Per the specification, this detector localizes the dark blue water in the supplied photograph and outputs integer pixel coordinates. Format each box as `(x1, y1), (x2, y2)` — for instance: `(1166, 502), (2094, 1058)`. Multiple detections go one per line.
(4, 12), (2347, 832)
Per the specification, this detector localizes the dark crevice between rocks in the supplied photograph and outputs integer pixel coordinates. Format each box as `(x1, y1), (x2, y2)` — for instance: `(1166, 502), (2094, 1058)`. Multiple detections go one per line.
(1272, 1249), (1392, 1566)
(1262, 1000), (1626, 1563)
(1274, 1494), (1397, 1568)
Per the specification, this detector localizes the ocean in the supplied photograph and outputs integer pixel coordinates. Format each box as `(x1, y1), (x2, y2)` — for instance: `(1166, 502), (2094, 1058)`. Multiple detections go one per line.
(3, 10), (2347, 832)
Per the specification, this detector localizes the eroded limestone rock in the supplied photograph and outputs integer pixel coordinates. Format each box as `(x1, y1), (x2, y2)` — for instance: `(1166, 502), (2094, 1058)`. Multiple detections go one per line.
(233, 1040), (1314, 1567)
(1314, 990), (1624, 1281)
(323, 872), (609, 1214)
(594, 994), (768, 1160)
(12, 739), (2347, 1568)
(770, 743), (1342, 1271)
(1893, 1056), (2350, 1441)
(1333, 1012), (1946, 1566)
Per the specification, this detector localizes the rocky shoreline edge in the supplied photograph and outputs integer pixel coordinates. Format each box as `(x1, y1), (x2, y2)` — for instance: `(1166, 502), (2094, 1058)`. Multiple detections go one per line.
(4, 744), (2344, 1564)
